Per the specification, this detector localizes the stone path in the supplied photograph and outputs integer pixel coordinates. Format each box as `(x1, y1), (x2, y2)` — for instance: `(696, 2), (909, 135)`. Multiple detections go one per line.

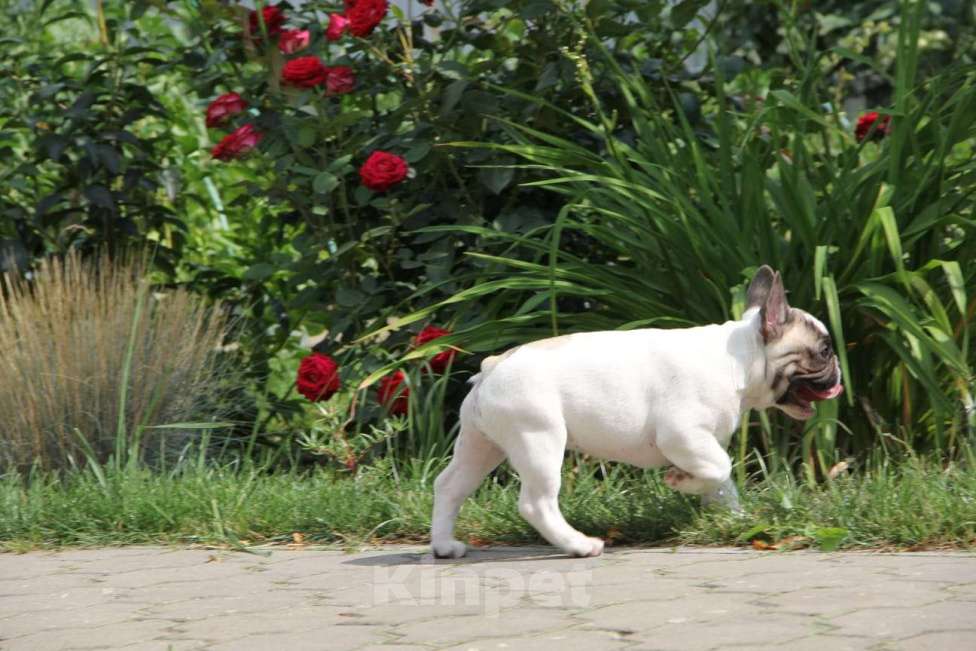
(1, 546), (975, 650)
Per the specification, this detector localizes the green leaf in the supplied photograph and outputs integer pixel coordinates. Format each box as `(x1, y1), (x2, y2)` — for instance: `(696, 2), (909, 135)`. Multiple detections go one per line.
(670, 0), (708, 28)
(336, 287), (365, 307)
(83, 185), (114, 209)
(243, 263), (274, 281)
(814, 245), (827, 301)
(735, 523), (772, 543)
(822, 275), (854, 405)
(876, 206), (906, 278)
(440, 80), (468, 116)
(313, 172), (338, 195)
(813, 527), (848, 552)
(404, 142), (432, 163)
(520, 1), (554, 20)
(296, 125), (316, 148)
(478, 167), (514, 195)
(941, 261), (966, 316)
(142, 422), (236, 430)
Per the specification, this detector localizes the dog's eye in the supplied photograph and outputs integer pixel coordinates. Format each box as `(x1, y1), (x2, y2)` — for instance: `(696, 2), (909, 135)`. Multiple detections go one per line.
(819, 342), (832, 358)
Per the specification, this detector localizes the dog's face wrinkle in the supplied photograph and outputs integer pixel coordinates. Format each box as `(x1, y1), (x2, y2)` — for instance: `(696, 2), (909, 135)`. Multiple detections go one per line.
(768, 338), (839, 406)
(770, 359), (799, 402)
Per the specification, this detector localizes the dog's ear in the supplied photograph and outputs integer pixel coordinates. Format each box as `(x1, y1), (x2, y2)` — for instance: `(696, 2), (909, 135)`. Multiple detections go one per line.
(746, 265), (776, 310)
(760, 270), (790, 342)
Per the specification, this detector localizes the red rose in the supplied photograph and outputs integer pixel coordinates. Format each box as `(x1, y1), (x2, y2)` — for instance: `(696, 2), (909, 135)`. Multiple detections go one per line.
(278, 29), (310, 54)
(326, 13), (349, 41)
(347, 0), (388, 37)
(359, 151), (408, 192)
(282, 56), (330, 88)
(211, 123), (263, 161)
(855, 112), (891, 142)
(421, 0), (434, 5)
(205, 92), (247, 128)
(377, 370), (409, 415)
(414, 325), (456, 373)
(248, 5), (286, 38)
(296, 352), (341, 402)
(325, 66), (356, 95)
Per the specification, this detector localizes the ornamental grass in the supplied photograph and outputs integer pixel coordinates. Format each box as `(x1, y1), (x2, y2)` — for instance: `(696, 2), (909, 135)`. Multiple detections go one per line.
(0, 252), (232, 472)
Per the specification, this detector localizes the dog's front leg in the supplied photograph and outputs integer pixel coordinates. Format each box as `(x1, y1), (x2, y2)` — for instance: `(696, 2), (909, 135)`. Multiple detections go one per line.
(657, 425), (733, 496)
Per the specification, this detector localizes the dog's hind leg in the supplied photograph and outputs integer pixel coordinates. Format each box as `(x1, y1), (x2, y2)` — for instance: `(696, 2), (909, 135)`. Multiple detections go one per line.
(430, 426), (505, 559)
(503, 427), (604, 558)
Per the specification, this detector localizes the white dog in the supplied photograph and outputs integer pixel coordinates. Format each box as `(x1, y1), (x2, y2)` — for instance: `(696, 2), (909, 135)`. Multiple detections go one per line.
(430, 266), (843, 558)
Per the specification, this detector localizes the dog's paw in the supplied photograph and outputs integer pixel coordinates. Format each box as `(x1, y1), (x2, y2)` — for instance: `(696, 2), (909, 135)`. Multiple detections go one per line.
(431, 539), (467, 559)
(664, 467), (693, 488)
(664, 467), (712, 495)
(566, 536), (604, 558)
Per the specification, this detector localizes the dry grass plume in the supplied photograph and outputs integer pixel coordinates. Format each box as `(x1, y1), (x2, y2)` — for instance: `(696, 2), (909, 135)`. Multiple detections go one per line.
(0, 252), (231, 471)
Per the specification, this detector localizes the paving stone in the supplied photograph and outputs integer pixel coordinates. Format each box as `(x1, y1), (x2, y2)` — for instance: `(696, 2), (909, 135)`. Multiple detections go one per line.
(1, 602), (146, 637)
(206, 626), (389, 651)
(881, 560), (976, 584)
(898, 630), (976, 650)
(623, 613), (820, 651)
(745, 633), (878, 650)
(764, 580), (949, 617)
(577, 592), (756, 632)
(2, 619), (174, 651)
(439, 628), (633, 650)
(394, 609), (571, 646)
(1, 546), (975, 650)
(829, 604), (976, 640)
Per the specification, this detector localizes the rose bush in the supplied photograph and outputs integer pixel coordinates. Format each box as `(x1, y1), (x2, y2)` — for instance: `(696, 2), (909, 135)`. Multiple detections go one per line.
(205, 92), (248, 128)
(281, 55), (331, 88)
(377, 370), (409, 415)
(346, 0), (389, 38)
(278, 29), (310, 55)
(211, 124), (263, 161)
(359, 151), (408, 192)
(248, 5), (286, 39)
(172, 0), (627, 447)
(855, 112), (892, 142)
(296, 353), (342, 402)
(414, 326), (455, 374)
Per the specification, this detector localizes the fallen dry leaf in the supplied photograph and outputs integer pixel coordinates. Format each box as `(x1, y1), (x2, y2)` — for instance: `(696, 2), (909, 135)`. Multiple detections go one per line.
(605, 527), (624, 546)
(772, 535), (810, 551)
(827, 460), (850, 479)
(753, 536), (810, 551)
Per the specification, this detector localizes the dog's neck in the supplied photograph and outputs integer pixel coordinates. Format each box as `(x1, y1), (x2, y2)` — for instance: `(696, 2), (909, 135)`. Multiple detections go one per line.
(727, 307), (777, 412)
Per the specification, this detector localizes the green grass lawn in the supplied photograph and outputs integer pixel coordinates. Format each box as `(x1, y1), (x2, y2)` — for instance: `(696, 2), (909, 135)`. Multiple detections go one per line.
(2, 458), (974, 553)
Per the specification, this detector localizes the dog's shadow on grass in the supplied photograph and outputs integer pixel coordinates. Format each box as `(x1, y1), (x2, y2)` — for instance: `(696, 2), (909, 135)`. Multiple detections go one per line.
(341, 546), (587, 567)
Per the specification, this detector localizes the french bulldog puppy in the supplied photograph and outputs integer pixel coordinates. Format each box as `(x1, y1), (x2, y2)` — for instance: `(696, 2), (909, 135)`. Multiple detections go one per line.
(430, 266), (843, 558)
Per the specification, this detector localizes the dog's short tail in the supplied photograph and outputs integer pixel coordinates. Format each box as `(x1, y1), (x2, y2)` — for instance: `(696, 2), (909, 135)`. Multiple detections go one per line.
(468, 346), (520, 387)
(463, 348), (520, 431)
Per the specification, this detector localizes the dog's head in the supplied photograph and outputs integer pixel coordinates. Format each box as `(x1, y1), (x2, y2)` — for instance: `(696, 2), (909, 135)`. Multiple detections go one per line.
(747, 265), (844, 420)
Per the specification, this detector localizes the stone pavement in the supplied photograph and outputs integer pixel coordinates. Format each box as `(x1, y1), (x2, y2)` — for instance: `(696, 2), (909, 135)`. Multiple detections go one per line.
(1, 546), (975, 651)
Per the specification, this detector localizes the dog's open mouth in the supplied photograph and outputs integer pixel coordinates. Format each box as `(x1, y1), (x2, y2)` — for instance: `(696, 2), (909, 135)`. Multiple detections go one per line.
(783, 382), (844, 418)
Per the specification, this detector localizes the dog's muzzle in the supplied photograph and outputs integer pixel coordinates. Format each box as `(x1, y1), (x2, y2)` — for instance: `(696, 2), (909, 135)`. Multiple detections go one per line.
(777, 361), (844, 417)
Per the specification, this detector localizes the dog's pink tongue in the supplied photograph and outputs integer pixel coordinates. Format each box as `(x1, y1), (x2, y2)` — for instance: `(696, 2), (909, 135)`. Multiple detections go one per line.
(799, 384), (844, 401)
